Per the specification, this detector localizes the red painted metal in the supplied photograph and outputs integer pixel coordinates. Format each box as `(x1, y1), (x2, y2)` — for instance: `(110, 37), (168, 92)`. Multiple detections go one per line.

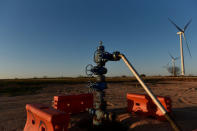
(127, 93), (171, 120)
(24, 104), (69, 131)
(53, 93), (93, 114)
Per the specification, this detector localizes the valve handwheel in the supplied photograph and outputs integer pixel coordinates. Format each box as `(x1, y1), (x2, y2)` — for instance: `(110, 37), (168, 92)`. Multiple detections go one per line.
(85, 64), (93, 77)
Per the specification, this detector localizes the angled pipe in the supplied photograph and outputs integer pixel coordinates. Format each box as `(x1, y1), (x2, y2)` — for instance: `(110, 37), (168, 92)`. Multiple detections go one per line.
(119, 54), (182, 131)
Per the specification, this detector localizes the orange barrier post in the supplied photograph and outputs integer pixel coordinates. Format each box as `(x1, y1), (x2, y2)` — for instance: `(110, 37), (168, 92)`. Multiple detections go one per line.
(127, 93), (149, 116)
(24, 104), (69, 131)
(152, 96), (171, 119)
(127, 93), (171, 120)
(53, 93), (93, 114)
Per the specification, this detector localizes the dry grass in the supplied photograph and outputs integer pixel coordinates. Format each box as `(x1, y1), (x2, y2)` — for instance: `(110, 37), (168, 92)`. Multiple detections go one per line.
(0, 77), (197, 130)
(1, 76), (197, 96)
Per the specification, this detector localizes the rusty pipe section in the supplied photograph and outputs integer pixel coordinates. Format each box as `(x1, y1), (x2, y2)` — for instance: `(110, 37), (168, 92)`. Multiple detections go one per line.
(119, 54), (181, 131)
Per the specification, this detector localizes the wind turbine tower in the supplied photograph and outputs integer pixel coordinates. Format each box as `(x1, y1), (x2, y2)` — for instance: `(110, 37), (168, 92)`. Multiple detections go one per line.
(168, 18), (192, 76)
(168, 53), (179, 76)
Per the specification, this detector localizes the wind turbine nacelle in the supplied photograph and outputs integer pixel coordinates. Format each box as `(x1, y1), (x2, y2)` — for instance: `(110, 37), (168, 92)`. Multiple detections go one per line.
(177, 32), (182, 35)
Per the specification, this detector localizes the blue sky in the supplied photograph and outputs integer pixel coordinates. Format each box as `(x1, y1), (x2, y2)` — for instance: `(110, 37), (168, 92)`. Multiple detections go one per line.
(0, 0), (197, 78)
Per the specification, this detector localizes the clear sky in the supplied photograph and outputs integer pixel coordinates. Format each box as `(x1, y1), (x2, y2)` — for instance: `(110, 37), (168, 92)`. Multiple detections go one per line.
(0, 0), (197, 78)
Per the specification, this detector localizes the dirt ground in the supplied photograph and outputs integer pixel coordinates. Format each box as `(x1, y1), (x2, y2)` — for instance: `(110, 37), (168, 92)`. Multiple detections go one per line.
(0, 80), (197, 131)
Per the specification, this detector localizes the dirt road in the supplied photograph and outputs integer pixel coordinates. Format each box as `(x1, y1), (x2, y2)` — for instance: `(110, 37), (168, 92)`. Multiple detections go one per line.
(0, 81), (197, 131)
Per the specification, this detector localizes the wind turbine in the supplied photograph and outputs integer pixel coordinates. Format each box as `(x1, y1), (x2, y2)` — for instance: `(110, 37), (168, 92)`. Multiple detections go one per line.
(168, 53), (179, 76)
(168, 18), (192, 76)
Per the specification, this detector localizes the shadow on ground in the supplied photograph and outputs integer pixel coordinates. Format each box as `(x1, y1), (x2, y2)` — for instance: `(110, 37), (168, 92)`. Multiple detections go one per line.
(69, 106), (197, 131)
(172, 106), (197, 131)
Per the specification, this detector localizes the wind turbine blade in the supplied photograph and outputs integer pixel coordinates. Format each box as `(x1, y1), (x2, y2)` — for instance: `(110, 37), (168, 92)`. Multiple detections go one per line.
(174, 56), (180, 60)
(182, 33), (192, 57)
(184, 19), (192, 31)
(167, 60), (171, 66)
(168, 18), (183, 32)
(168, 52), (174, 59)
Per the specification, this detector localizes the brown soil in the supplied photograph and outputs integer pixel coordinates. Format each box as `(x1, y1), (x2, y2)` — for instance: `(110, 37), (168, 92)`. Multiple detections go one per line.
(0, 81), (197, 131)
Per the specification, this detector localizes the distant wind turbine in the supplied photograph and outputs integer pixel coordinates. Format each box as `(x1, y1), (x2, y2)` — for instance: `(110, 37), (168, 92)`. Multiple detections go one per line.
(168, 18), (192, 76)
(168, 53), (179, 76)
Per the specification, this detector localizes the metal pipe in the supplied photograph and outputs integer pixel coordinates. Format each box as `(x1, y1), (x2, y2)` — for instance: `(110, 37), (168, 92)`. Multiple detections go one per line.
(119, 54), (181, 131)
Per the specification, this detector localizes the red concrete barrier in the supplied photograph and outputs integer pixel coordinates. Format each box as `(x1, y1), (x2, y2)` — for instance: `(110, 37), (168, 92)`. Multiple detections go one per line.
(24, 104), (69, 131)
(53, 93), (93, 114)
(127, 93), (171, 120)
